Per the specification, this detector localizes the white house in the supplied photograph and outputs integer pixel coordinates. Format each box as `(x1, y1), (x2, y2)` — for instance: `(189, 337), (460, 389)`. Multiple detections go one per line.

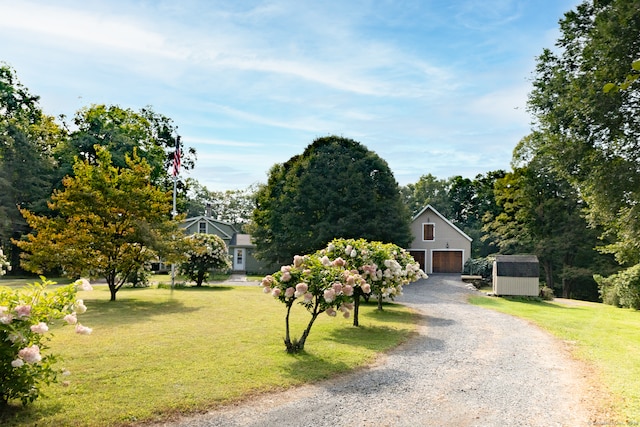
(408, 204), (472, 274)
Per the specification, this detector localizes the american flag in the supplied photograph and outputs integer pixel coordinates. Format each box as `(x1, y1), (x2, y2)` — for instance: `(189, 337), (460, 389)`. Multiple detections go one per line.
(173, 136), (181, 177)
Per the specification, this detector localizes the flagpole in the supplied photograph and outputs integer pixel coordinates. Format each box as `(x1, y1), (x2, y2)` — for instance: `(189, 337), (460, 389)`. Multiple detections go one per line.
(171, 135), (180, 289)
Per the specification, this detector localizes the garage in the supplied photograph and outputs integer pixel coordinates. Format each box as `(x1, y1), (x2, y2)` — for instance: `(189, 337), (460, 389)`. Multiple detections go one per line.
(432, 250), (463, 273)
(409, 250), (426, 272)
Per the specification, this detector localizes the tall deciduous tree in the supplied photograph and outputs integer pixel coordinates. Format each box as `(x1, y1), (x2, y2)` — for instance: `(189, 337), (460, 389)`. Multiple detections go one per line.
(250, 136), (412, 265)
(15, 146), (183, 301)
(55, 104), (196, 195)
(184, 179), (256, 230)
(0, 64), (64, 270)
(484, 140), (610, 299)
(400, 173), (450, 217)
(527, 0), (640, 269)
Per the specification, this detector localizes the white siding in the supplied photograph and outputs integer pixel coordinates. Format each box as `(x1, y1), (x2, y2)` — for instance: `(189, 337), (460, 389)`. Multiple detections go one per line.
(492, 276), (539, 296)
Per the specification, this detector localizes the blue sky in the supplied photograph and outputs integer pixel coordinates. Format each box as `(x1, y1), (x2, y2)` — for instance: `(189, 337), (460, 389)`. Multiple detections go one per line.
(0, 0), (580, 191)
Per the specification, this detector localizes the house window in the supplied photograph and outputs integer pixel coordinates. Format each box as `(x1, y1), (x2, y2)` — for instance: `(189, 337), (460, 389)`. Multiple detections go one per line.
(423, 223), (435, 241)
(198, 221), (206, 233)
(236, 250), (243, 264)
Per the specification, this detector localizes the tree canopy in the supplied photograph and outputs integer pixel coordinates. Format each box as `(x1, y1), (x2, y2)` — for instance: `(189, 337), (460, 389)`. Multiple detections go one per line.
(526, 0), (640, 267)
(15, 146), (183, 301)
(251, 136), (412, 265)
(0, 64), (63, 259)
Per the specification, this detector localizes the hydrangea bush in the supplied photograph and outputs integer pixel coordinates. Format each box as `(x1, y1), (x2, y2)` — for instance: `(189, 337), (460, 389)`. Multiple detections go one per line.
(320, 238), (427, 325)
(0, 277), (93, 406)
(179, 233), (233, 286)
(261, 252), (369, 353)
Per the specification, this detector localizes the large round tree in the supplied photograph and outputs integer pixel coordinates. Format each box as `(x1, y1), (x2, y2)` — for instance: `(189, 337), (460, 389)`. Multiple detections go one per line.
(251, 136), (412, 265)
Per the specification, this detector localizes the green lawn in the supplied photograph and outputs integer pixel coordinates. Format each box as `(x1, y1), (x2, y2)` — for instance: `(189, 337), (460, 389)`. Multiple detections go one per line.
(1, 284), (417, 426)
(470, 295), (640, 424)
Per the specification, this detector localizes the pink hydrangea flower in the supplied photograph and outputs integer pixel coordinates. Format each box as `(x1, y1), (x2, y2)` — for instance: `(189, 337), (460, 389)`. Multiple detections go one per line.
(321, 256), (331, 266)
(332, 257), (346, 267)
(75, 324), (92, 335)
(284, 287), (295, 298)
(263, 286), (272, 294)
(76, 278), (93, 291)
(323, 289), (336, 303)
(332, 282), (343, 294)
(325, 307), (336, 317)
(350, 249), (357, 258)
(11, 358), (24, 368)
(294, 282), (308, 298)
(280, 265), (291, 273)
(361, 283), (371, 294)
(343, 285), (354, 296)
(271, 288), (281, 297)
(281, 271), (292, 282)
(261, 275), (274, 287)
(19, 345), (42, 363)
(64, 313), (78, 325)
(303, 292), (313, 303)
(0, 314), (13, 325)
(342, 310), (351, 319)
(30, 322), (49, 334)
(293, 255), (304, 268)
(345, 245), (353, 255)
(15, 305), (31, 318)
(74, 300), (87, 314)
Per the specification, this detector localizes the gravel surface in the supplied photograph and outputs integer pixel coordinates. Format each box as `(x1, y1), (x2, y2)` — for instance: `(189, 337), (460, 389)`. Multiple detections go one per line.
(157, 275), (602, 427)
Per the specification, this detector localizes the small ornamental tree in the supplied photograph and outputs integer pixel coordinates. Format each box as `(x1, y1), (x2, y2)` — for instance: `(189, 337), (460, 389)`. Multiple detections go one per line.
(260, 253), (369, 353)
(179, 233), (232, 286)
(0, 278), (93, 407)
(320, 238), (427, 326)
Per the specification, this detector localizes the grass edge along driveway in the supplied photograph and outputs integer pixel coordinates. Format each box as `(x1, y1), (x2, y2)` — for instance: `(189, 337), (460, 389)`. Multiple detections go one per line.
(0, 285), (418, 427)
(469, 294), (640, 424)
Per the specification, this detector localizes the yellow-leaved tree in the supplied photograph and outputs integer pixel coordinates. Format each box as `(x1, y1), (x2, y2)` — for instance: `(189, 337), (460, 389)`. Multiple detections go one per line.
(15, 145), (184, 301)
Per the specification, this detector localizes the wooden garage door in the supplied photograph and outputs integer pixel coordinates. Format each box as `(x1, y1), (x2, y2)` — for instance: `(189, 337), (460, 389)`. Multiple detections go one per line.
(409, 250), (426, 272)
(432, 251), (463, 273)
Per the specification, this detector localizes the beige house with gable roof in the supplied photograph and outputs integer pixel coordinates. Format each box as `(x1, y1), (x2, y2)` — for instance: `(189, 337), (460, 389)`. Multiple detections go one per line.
(407, 204), (472, 274)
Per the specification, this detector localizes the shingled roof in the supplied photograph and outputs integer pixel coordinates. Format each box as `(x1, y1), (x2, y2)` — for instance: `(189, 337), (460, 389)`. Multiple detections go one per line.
(494, 255), (539, 278)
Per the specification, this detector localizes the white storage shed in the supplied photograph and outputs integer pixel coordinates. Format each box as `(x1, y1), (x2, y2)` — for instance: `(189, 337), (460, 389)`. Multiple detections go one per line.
(492, 255), (540, 296)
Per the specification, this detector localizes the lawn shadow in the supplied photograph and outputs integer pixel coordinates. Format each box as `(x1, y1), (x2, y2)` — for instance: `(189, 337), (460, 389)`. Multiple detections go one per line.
(0, 398), (64, 427)
(278, 351), (356, 382)
(154, 284), (235, 292)
(357, 302), (419, 325)
(501, 296), (585, 311)
(83, 298), (201, 325)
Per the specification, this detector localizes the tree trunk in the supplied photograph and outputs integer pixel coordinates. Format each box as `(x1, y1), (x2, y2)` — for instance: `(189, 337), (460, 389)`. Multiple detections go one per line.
(377, 293), (384, 311)
(107, 274), (118, 301)
(295, 312), (320, 353)
(353, 294), (360, 327)
(196, 270), (205, 287)
(542, 260), (554, 290)
(283, 303), (294, 352)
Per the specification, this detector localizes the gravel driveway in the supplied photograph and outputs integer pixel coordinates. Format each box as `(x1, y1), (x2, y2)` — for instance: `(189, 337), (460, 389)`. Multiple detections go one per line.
(159, 275), (600, 427)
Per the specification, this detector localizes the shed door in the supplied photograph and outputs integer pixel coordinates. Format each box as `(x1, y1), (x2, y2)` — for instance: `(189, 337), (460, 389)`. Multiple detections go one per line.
(432, 251), (462, 273)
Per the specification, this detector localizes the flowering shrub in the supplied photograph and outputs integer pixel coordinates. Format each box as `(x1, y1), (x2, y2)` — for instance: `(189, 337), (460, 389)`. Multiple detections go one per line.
(320, 238), (427, 325)
(0, 248), (10, 276)
(0, 277), (93, 406)
(179, 233), (232, 286)
(261, 253), (368, 353)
